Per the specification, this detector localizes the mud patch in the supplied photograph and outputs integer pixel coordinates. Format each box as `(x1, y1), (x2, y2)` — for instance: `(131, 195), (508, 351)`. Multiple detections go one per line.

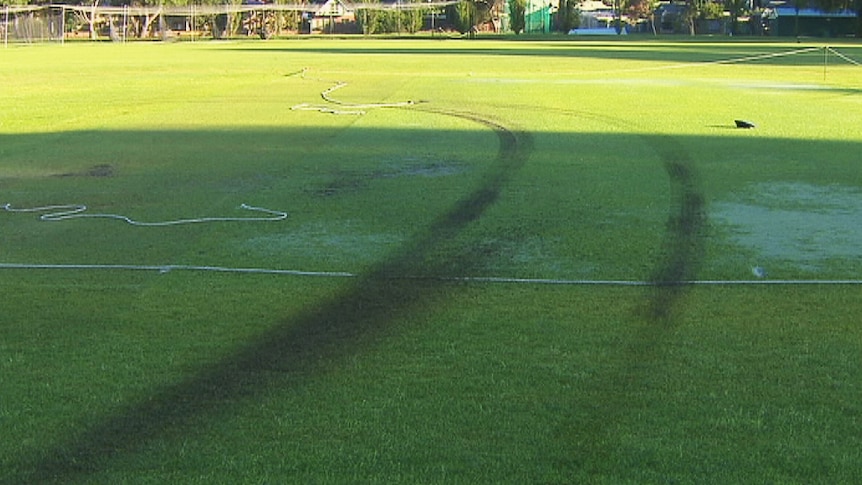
(306, 159), (465, 197)
(307, 176), (367, 197)
(56, 164), (115, 178)
(713, 182), (862, 270)
(375, 158), (465, 178)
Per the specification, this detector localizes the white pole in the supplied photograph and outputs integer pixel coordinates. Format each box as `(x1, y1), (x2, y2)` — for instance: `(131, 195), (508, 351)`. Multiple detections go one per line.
(823, 45), (828, 82)
(4, 6), (8, 48)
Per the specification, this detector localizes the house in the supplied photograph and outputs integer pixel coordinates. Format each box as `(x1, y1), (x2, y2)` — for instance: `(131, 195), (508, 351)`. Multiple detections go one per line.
(578, 0), (617, 30)
(304, 0), (356, 34)
(764, 6), (857, 37)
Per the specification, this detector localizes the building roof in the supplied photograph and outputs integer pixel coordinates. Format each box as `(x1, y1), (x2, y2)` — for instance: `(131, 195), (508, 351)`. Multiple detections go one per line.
(768, 7), (857, 18)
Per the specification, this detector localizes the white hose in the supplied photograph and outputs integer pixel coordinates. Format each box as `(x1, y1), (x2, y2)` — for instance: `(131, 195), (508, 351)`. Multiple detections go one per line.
(2, 203), (288, 226)
(291, 68), (418, 115)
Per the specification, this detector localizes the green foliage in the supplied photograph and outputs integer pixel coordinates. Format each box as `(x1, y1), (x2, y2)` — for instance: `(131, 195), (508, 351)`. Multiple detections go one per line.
(448, 0), (477, 33)
(446, 0), (495, 33)
(555, 0), (579, 32)
(698, 0), (723, 19)
(726, 0), (749, 34)
(278, 9), (302, 33)
(357, 8), (381, 34)
(509, 0), (526, 33)
(625, 0), (654, 20)
(357, 6), (424, 34)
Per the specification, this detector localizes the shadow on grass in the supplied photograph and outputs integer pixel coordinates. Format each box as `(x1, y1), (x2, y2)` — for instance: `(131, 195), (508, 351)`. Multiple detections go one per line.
(4, 122), (862, 482)
(3, 113), (534, 483)
(227, 41), (862, 67)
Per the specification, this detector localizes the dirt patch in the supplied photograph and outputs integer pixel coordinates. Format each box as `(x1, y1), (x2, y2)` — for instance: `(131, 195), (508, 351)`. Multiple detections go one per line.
(306, 159), (464, 197)
(374, 159), (465, 179)
(307, 176), (366, 197)
(56, 164), (115, 178)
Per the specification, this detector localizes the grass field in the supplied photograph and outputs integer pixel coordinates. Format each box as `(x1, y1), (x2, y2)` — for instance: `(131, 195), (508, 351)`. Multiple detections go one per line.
(2, 38), (862, 483)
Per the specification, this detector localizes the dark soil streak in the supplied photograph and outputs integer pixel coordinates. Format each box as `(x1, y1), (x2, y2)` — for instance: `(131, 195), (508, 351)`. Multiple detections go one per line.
(647, 148), (707, 321)
(532, 105), (708, 319)
(55, 164), (115, 178)
(501, 107), (708, 474)
(8, 113), (532, 484)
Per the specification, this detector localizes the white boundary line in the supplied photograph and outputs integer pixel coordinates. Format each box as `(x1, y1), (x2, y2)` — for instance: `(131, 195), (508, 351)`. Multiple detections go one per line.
(827, 47), (862, 66)
(2, 262), (861, 285)
(0, 263), (354, 277)
(590, 46), (823, 75)
(442, 276), (862, 285)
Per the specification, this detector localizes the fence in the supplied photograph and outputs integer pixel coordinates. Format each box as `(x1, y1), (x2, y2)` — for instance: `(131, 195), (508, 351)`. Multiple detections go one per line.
(2, 2), (458, 45)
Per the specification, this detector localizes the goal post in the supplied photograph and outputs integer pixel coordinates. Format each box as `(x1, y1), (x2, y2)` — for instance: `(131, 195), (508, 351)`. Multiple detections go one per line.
(3, 5), (65, 46)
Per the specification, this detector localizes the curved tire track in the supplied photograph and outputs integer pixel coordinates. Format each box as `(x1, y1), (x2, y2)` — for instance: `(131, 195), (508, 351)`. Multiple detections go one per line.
(522, 105), (707, 318)
(8, 112), (532, 483)
(647, 149), (707, 320)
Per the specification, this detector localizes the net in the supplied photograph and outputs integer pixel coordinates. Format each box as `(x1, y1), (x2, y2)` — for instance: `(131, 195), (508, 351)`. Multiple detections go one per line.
(3, 5), (64, 44)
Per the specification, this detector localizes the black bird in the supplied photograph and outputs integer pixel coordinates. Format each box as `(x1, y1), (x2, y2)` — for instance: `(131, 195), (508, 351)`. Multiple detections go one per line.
(734, 119), (755, 129)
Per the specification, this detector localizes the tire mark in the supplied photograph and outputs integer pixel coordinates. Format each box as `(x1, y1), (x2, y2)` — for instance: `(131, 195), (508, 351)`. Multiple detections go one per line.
(485, 105), (707, 476)
(8, 115), (532, 484)
(647, 149), (707, 320)
(521, 105), (707, 318)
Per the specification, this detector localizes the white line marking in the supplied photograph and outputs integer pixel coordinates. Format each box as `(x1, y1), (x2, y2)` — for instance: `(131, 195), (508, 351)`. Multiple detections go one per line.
(2, 263), (860, 285)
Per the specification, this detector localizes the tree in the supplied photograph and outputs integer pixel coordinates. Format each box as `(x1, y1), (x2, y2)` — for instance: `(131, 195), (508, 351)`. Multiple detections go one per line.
(397, 3), (424, 33)
(612, 0), (622, 33)
(725, 0), (747, 34)
(357, 4), (383, 34)
(447, 0), (475, 33)
(445, 0), (495, 34)
(680, 0), (721, 34)
(356, 3), (426, 34)
(133, 1), (165, 39)
(624, 0), (654, 32)
(699, 0), (723, 20)
(556, 0), (579, 33)
(509, 0), (526, 33)
(471, 0), (496, 31)
(82, 0), (99, 40)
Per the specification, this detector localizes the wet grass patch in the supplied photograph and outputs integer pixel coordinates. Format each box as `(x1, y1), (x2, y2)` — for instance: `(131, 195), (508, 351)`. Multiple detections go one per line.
(713, 182), (862, 276)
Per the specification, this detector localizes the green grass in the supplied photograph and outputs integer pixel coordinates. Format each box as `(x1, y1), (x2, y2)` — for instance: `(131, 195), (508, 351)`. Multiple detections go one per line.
(2, 38), (862, 483)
